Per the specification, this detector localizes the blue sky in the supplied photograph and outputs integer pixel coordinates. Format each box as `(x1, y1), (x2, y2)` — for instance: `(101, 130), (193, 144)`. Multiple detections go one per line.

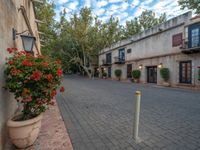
(54, 0), (189, 24)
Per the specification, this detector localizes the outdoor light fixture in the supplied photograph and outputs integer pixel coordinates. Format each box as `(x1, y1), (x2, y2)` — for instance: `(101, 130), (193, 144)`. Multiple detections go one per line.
(158, 63), (163, 68)
(12, 28), (36, 53)
(104, 68), (106, 71)
(139, 64), (143, 69)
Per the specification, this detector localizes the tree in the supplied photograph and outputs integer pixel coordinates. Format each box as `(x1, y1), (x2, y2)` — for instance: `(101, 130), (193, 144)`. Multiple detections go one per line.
(52, 8), (125, 78)
(34, 0), (57, 56)
(124, 18), (141, 38)
(178, 0), (200, 14)
(139, 10), (167, 30)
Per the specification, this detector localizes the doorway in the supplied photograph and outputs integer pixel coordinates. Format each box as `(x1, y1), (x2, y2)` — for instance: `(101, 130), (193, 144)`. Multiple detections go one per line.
(127, 64), (132, 78)
(108, 67), (111, 78)
(179, 61), (192, 84)
(147, 66), (157, 83)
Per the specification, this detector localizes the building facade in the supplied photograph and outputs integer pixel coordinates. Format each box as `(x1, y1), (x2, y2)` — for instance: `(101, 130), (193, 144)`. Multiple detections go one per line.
(99, 12), (200, 89)
(0, 0), (41, 149)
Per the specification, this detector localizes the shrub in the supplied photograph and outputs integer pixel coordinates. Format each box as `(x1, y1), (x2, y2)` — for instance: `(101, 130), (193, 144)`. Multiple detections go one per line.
(102, 72), (107, 77)
(132, 70), (141, 79)
(115, 69), (122, 80)
(4, 48), (64, 120)
(160, 68), (170, 81)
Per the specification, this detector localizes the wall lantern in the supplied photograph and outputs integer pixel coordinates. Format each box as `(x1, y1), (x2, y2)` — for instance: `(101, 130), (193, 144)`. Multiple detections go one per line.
(12, 28), (36, 53)
(104, 68), (106, 71)
(138, 64), (143, 70)
(158, 63), (163, 69)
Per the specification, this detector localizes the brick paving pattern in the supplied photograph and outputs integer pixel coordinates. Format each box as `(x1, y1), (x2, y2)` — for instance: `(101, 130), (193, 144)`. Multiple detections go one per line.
(6, 99), (73, 150)
(57, 75), (200, 150)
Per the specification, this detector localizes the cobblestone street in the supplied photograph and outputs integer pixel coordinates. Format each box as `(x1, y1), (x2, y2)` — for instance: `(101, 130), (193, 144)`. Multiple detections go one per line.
(57, 75), (200, 150)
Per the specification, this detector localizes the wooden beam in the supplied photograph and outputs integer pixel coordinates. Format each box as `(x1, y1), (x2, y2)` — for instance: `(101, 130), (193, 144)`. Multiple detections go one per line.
(35, 19), (45, 24)
(32, 0), (44, 4)
(38, 31), (45, 35)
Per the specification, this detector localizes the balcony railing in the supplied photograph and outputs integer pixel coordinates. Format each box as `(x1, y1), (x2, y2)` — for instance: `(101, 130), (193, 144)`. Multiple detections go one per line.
(180, 39), (200, 54)
(114, 57), (125, 64)
(102, 59), (111, 66)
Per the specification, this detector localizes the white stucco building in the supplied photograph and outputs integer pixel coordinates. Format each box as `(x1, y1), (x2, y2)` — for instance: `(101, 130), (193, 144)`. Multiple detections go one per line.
(99, 12), (200, 89)
(0, 0), (41, 149)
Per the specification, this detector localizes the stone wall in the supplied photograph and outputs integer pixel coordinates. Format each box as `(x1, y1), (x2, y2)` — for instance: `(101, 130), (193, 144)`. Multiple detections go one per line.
(0, 0), (40, 149)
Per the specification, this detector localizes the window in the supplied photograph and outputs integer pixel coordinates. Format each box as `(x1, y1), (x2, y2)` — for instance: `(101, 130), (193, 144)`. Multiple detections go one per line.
(106, 53), (112, 64)
(191, 28), (199, 47)
(172, 33), (182, 47)
(179, 61), (192, 84)
(118, 48), (125, 61)
(188, 23), (200, 48)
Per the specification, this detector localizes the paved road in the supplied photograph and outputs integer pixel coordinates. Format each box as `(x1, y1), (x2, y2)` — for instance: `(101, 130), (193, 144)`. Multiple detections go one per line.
(56, 75), (200, 150)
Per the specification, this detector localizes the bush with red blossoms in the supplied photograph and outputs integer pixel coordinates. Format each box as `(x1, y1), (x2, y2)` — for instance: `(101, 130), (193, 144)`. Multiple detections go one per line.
(4, 48), (65, 120)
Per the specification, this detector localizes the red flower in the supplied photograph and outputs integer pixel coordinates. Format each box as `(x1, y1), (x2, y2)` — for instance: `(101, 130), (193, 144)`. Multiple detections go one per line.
(8, 61), (15, 65)
(22, 59), (34, 66)
(7, 48), (18, 53)
(41, 62), (49, 67)
(51, 90), (57, 97)
(31, 70), (42, 81)
(57, 68), (63, 76)
(55, 59), (61, 64)
(22, 96), (32, 102)
(10, 69), (21, 76)
(45, 74), (53, 81)
(38, 55), (45, 59)
(60, 86), (65, 92)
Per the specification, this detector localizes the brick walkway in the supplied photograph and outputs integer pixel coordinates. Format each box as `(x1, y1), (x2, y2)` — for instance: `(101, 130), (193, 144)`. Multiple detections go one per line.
(57, 75), (200, 150)
(5, 99), (73, 150)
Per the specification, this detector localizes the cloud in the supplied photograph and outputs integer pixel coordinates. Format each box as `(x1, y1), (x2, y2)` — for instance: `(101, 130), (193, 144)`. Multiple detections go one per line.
(131, 0), (140, 8)
(121, 2), (129, 10)
(94, 8), (106, 16)
(54, 0), (188, 24)
(97, 0), (108, 7)
(84, 0), (92, 8)
(68, 1), (79, 10)
(142, 0), (153, 5)
(57, 0), (69, 4)
(108, 0), (122, 3)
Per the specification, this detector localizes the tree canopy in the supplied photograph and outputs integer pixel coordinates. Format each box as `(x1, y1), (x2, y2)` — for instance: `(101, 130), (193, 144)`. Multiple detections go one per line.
(178, 0), (200, 14)
(36, 6), (167, 77)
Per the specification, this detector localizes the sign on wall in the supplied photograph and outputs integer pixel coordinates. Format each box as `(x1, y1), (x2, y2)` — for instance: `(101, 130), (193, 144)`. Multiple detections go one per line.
(172, 33), (183, 47)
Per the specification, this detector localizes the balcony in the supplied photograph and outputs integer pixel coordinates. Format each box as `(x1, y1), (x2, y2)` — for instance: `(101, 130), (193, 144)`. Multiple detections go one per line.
(180, 40), (200, 54)
(114, 57), (125, 64)
(101, 59), (111, 66)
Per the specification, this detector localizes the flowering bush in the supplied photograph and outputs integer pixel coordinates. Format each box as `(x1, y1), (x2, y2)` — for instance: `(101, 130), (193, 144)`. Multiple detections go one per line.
(4, 48), (65, 120)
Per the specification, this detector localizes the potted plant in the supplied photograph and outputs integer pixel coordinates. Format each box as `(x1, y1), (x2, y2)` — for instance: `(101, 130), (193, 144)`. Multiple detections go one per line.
(114, 69), (122, 81)
(4, 48), (65, 148)
(160, 68), (170, 86)
(102, 72), (107, 79)
(132, 70), (141, 83)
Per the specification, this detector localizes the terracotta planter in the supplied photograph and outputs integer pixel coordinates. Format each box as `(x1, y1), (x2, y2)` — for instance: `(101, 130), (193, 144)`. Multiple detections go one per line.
(7, 113), (43, 149)
(163, 81), (170, 87)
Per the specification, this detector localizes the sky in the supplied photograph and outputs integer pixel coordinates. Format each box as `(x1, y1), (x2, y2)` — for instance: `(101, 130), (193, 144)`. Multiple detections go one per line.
(54, 0), (190, 25)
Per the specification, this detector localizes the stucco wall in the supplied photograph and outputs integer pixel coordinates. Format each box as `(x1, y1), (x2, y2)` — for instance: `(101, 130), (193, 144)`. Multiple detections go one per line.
(0, 0), (40, 149)
(99, 12), (200, 88)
